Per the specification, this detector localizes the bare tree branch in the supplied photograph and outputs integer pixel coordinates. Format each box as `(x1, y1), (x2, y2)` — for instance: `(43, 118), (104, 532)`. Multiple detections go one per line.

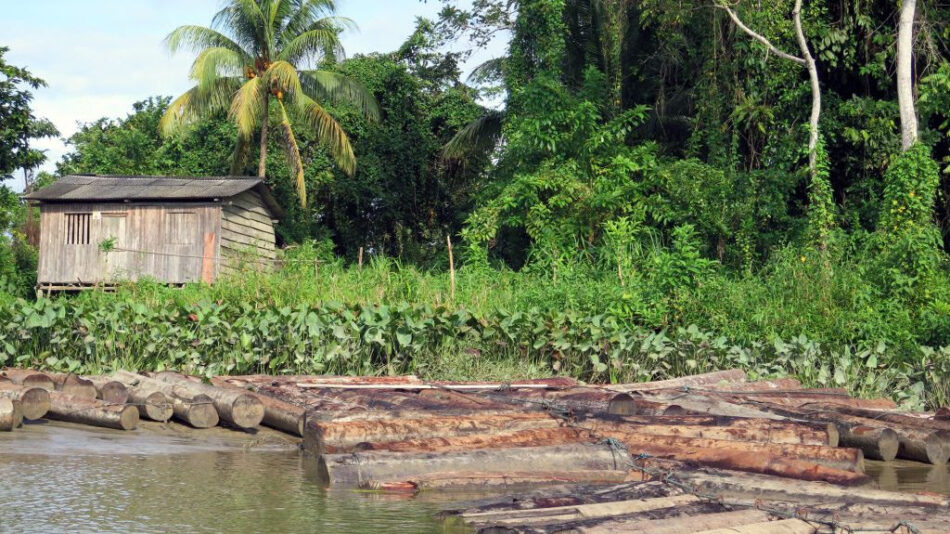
(714, 1), (806, 65)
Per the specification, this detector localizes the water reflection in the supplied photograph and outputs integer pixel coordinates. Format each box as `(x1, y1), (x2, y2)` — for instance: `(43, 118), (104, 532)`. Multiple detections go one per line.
(867, 460), (950, 495)
(0, 422), (442, 534)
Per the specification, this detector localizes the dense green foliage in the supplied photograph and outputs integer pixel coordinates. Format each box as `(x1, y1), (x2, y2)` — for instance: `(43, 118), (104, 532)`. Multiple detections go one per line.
(2, 1), (950, 405)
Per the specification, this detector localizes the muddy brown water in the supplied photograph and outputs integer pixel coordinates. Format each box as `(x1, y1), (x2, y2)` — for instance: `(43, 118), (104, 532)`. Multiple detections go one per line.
(2, 422), (949, 533)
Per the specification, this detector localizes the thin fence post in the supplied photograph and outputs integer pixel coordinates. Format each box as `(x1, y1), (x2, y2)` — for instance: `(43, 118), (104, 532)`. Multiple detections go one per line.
(447, 235), (456, 301)
(358, 247), (364, 271)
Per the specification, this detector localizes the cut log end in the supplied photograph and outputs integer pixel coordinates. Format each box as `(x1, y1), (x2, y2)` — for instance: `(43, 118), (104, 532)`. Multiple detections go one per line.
(117, 404), (140, 431)
(140, 391), (173, 422)
(185, 394), (220, 429)
(18, 387), (51, 420)
(95, 381), (129, 405)
(230, 394), (265, 429)
(0, 398), (19, 431)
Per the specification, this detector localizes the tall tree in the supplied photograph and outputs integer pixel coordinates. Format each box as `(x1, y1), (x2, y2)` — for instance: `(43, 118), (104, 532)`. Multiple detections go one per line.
(0, 47), (58, 181)
(897, 0), (918, 151)
(160, 0), (378, 207)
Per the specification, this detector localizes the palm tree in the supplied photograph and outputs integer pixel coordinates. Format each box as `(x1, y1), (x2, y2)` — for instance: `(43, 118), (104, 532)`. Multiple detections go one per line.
(160, 0), (378, 207)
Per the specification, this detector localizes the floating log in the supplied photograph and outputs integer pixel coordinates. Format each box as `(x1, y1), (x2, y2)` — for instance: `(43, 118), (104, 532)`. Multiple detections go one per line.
(0, 398), (21, 431)
(210, 377), (305, 436)
(2, 369), (55, 391)
(152, 372), (263, 429)
(678, 469), (950, 507)
(354, 427), (593, 454)
(837, 425), (900, 461)
(582, 418), (830, 446)
(590, 414), (838, 447)
(0, 383), (50, 420)
(463, 494), (701, 528)
(304, 412), (561, 454)
(572, 509), (771, 534)
(113, 371), (217, 428)
(694, 519), (817, 534)
(604, 369), (747, 393)
(605, 432), (864, 474)
(82, 376), (129, 404)
(318, 443), (633, 485)
(893, 427), (950, 465)
(47, 391), (139, 430)
(48, 373), (98, 400)
(381, 470), (646, 491)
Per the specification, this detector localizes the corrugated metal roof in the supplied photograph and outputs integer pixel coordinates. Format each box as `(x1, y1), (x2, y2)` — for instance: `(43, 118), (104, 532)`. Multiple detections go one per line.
(25, 175), (284, 218)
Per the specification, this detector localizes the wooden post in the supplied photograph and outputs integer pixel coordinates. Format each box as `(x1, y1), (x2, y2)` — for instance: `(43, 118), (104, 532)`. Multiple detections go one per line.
(358, 246), (364, 270)
(447, 235), (456, 301)
(201, 232), (215, 283)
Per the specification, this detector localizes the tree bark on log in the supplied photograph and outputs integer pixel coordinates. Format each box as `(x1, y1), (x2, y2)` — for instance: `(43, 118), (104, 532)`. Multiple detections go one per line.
(304, 412), (561, 454)
(48, 373), (98, 400)
(318, 443), (633, 485)
(2, 369), (55, 391)
(838, 425), (900, 461)
(152, 372), (263, 429)
(573, 509), (771, 534)
(604, 370), (747, 392)
(0, 398), (21, 431)
(588, 414), (838, 447)
(0, 382), (50, 419)
(463, 494), (701, 528)
(82, 376), (129, 404)
(583, 418), (831, 446)
(694, 518), (817, 534)
(210, 377), (305, 435)
(384, 470), (644, 492)
(113, 371), (217, 428)
(604, 432), (864, 474)
(47, 391), (139, 430)
(354, 427), (593, 454)
(677, 469), (949, 507)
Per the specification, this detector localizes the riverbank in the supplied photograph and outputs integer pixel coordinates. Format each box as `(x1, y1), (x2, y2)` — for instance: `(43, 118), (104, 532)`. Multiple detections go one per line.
(3, 368), (950, 532)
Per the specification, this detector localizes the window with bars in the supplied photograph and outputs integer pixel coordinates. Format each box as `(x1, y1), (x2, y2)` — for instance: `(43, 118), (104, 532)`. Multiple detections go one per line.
(64, 213), (91, 245)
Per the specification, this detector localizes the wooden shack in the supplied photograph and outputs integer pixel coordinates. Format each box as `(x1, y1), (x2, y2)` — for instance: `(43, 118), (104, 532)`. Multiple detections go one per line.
(26, 175), (284, 291)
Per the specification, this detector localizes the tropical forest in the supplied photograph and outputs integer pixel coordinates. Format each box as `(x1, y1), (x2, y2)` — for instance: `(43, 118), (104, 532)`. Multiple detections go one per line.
(2, 0), (950, 410)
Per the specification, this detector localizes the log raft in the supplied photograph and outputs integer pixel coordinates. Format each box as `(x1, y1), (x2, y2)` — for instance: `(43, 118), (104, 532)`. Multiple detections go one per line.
(2, 367), (949, 533)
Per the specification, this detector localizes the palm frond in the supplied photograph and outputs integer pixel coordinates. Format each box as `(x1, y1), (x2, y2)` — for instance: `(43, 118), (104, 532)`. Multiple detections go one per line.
(265, 60), (304, 96)
(468, 57), (505, 85)
(300, 70), (379, 120)
(165, 25), (247, 56)
(278, 26), (345, 64)
(277, 99), (308, 207)
(212, 0), (268, 57)
(190, 47), (248, 87)
(443, 110), (505, 160)
(160, 77), (241, 137)
(278, 0), (342, 44)
(229, 76), (267, 139)
(293, 93), (356, 175)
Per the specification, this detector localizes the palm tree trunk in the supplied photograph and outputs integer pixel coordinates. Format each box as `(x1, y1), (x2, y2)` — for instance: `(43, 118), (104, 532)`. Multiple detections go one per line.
(258, 93), (270, 178)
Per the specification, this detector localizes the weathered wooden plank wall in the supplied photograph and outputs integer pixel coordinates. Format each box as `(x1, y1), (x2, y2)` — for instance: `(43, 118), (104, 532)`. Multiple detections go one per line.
(37, 202), (222, 285)
(220, 191), (277, 274)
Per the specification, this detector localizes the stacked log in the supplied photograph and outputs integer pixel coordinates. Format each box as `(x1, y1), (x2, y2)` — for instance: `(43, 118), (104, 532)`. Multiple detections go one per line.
(47, 391), (139, 430)
(113, 371), (218, 428)
(0, 382), (50, 420)
(151, 372), (264, 429)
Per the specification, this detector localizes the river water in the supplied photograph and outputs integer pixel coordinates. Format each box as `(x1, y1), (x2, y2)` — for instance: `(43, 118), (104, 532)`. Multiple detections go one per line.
(0, 421), (445, 533)
(2, 421), (949, 533)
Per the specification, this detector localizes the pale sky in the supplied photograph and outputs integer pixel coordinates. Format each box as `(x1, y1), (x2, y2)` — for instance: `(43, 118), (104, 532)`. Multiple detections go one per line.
(3, 0), (507, 188)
